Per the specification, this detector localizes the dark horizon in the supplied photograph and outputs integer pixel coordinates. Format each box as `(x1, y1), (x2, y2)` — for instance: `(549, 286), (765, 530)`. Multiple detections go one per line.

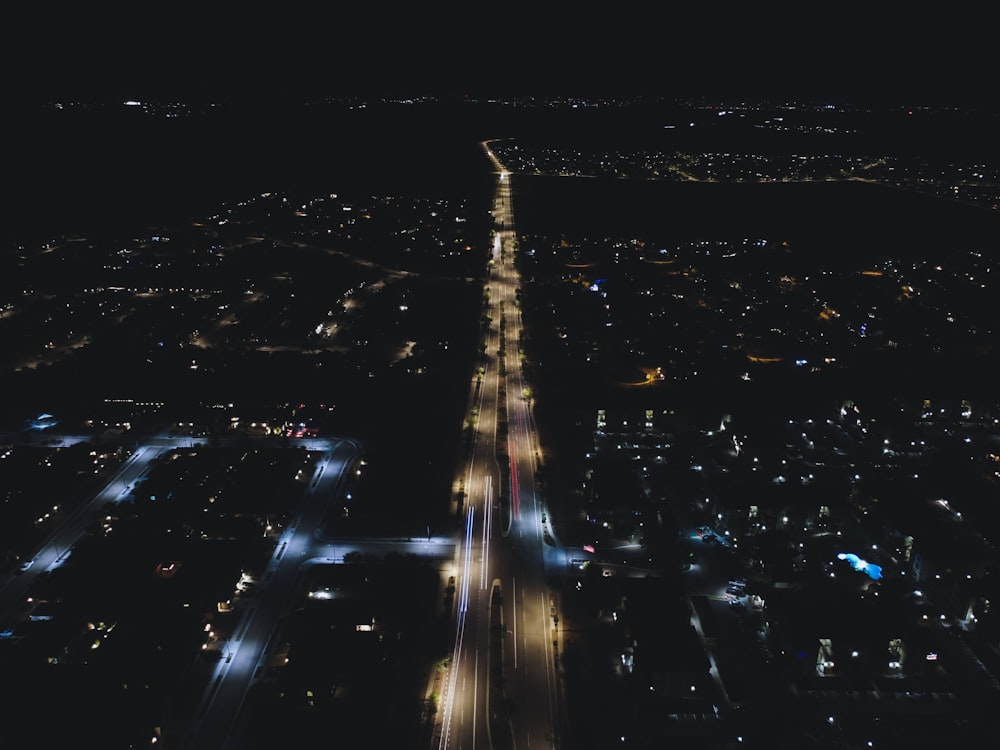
(5, 3), (998, 109)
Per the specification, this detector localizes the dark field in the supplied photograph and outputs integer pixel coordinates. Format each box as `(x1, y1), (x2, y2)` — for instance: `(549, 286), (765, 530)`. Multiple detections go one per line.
(512, 175), (1000, 257)
(9, 101), (1000, 248)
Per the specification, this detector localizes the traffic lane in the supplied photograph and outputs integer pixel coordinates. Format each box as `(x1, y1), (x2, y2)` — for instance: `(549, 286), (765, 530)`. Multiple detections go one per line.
(440, 506), (492, 750)
(493, 533), (557, 750)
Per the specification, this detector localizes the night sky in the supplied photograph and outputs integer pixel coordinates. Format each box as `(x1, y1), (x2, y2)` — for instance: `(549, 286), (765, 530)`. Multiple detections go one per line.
(4, 2), (997, 105)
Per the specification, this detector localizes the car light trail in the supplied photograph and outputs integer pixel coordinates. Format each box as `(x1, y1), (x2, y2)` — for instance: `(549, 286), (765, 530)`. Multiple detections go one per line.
(435, 144), (562, 750)
(439, 504), (476, 750)
(460, 505), (474, 614)
(509, 439), (520, 521)
(482, 476), (493, 590)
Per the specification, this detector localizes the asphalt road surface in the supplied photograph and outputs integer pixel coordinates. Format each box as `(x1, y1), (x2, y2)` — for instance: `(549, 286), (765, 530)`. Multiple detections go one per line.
(436, 147), (561, 750)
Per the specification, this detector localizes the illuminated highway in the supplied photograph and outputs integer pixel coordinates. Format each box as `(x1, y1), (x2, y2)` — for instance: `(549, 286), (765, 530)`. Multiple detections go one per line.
(436, 145), (561, 750)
